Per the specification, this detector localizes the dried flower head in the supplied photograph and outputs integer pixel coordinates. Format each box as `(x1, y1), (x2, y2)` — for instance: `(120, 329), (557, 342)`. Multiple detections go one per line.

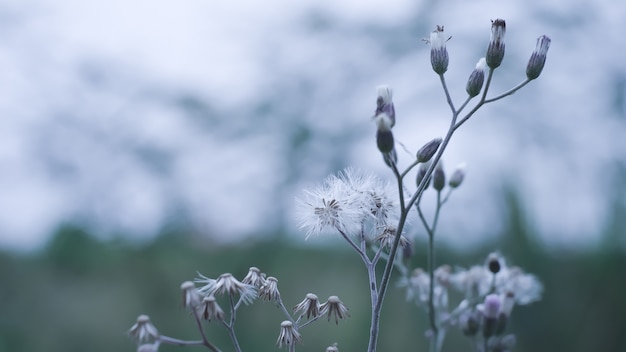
(294, 293), (321, 319)
(199, 295), (225, 322)
(128, 315), (159, 344)
(180, 281), (202, 309)
(426, 25), (450, 74)
(242, 266), (266, 288)
(486, 19), (506, 68)
(276, 320), (301, 348)
(195, 273), (258, 305)
(321, 296), (350, 324)
(259, 276), (281, 302)
(374, 226), (409, 249)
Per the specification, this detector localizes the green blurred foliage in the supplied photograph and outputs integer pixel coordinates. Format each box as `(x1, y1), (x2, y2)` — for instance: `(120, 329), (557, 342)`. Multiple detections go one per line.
(1, 189), (625, 352)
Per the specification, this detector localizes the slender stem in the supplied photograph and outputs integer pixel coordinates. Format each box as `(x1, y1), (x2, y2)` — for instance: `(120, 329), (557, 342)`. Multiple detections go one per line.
(400, 159), (421, 179)
(484, 79), (531, 103)
(226, 295), (242, 352)
(338, 228), (371, 266)
(366, 159), (404, 352)
(439, 74), (456, 113)
(158, 335), (205, 346)
(277, 298), (295, 322)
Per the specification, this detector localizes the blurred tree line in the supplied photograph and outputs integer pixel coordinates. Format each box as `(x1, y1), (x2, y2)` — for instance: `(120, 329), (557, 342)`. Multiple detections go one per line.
(0, 188), (624, 352)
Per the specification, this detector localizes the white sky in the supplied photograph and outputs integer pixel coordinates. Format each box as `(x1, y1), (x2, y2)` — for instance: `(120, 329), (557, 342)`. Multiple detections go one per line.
(0, 0), (624, 251)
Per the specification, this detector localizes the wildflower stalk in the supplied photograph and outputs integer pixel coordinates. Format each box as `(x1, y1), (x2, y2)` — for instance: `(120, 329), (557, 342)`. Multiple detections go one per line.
(371, 58), (523, 351)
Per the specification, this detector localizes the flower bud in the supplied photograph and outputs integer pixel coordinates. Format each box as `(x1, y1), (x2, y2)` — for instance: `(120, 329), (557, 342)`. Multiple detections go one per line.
(375, 85), (395, 128)
(526, 35), (551, 80)
(482, 294), (501, 338)
(448, 162), (466, 188)
(416, 161), (431, 188)
(427, 25), (450, 75)
(460, 311), (480, 336)
(432, 162), (445, 191)
(416, 138), (442, 163)
(376, 115), (395, 154)
(486, 19), (506, 69)
(382, 148), (398, 167)
(466, 58), (486, 97)
(487, 252), (501, 274)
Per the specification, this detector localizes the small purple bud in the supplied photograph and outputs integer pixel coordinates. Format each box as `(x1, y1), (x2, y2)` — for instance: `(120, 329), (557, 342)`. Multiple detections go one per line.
(416, 162), (431, 189)
(486, 19), (506, 69)
(416, 138), (442, 163)
(448, 162), (466, 188)
(432, 162), (445, 191)
(526, 35), (551, 80)
(466, 58), (486, 97)
(376, 115), (394, 154)
(482, 294), (501, 338)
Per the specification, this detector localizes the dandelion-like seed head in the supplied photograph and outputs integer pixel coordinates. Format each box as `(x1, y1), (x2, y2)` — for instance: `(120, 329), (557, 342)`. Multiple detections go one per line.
(276, 320), (301, 348)
(297, 168), (397, 239)
(321, 296), (350, 324)
(128, 314), (159, 344)
(374, 226), (409, 250)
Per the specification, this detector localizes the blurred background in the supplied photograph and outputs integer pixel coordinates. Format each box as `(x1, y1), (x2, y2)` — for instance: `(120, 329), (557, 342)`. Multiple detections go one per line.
(0, 0), (625, 351)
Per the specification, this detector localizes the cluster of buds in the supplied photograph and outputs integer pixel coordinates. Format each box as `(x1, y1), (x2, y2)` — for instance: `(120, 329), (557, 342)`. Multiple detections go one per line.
(458, 292), (517, 351)
(416, 160), (467, 192)
(424, 19), (551, 100)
